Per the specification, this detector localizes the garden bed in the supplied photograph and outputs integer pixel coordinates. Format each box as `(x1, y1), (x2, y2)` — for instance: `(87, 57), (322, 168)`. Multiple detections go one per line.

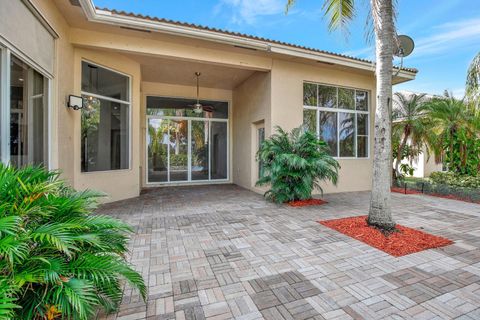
(287, 198), (327, 207)
(392, 179), (480, 204)
(319, 216), (453, 257)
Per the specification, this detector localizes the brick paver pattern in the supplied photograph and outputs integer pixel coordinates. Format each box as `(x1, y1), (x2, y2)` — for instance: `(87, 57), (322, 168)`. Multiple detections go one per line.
(97, 185), (480, 320)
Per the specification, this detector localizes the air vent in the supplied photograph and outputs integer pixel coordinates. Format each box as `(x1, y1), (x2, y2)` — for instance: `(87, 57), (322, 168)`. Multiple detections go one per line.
(233, 45), (258, 51)
(316, 61), (335, 66)
(69, 0), (81, 7)
(120, 26), (152, 33)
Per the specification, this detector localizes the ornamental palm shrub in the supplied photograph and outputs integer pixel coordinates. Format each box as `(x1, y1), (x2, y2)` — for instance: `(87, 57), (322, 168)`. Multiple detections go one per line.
(0, 165), (146, 320)
(256, 126), (340, 203)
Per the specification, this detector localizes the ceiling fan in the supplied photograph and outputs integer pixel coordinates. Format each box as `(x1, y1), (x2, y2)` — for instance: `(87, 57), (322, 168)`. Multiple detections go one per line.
(188, 72), (214, 114)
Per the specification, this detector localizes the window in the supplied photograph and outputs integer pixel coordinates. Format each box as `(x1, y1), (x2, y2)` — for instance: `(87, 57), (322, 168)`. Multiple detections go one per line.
(81, 61), (130, 172)
(1, 53), (49, 168)
(303, 83), (369, 158)
(257, 126), (265, 178)
(146, 96), (228, 183)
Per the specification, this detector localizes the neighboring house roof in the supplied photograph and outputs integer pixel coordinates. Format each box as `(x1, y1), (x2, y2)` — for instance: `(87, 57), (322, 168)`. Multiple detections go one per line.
(76, 1), (417, 75)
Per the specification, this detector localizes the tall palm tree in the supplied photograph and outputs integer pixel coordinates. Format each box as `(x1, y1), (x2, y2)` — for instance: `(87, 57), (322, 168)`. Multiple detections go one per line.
(392, 92), (430, 178)
(287, 0), (397, 230)
(466, 52), (480, 109)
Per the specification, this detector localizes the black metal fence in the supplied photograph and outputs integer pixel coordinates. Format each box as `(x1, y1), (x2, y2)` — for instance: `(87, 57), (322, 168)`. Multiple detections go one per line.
(393, 179), (480, 203)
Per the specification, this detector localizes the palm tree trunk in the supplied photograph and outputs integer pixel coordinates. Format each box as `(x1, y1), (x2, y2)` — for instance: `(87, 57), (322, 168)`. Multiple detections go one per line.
(394, 129), (409, 179)
(367, 0), (395, 230)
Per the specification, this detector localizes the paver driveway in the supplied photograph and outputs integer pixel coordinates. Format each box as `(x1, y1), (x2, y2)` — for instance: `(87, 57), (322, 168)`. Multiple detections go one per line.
(97, 185), (480, 320)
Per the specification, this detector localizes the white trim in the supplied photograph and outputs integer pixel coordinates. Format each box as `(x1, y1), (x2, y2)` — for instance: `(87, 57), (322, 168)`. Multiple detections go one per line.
(0, 47), (51, 167)
(0, 47), (10, 164)
(144, 179), (230, 187)
(187, 119), (192, 181)
(208, 121), (212, 180)
(303, 82), (371, 159)
(47, 77), (52, 170)
(147, 115), (228, 122)
(77, 0), (416, 78)
(80, 91), (131, 105)
(314, 106), (369, 114)
(145, 104), (230, 185)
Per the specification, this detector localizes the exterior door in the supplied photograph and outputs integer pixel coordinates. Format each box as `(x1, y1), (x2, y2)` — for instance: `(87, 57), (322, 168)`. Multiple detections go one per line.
(146, 116), (228, 184)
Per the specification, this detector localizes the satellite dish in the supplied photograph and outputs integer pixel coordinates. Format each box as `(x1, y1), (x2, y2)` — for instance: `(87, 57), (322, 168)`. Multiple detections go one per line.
(394, 35), (415, 57)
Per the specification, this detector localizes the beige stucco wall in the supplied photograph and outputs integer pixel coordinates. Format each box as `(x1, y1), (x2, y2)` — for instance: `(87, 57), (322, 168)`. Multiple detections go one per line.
(270, 59), (376, 194)
(232, 71), (271, 191)
(140, 81), (233, 188)
(30, 0), (75, 183)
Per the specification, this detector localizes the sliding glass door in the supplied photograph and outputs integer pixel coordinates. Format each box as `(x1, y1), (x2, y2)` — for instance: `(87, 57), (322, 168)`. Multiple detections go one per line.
(147, 117), (228, 184)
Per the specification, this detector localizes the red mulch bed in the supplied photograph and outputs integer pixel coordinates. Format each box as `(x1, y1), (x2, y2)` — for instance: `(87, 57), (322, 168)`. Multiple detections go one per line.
(319, 216), (453, 257)
(287, 199), (327, 207)
(391, 187), (422, 195)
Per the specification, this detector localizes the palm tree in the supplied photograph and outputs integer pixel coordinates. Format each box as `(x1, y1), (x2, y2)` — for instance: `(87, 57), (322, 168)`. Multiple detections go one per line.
(392, 92), (430, 178)
(287, 0), (397, 230)
(466, 52), (480, 109)
(425, 95), (470, 173)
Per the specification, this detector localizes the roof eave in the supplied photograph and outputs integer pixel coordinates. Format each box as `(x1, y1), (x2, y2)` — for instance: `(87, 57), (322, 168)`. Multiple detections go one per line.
(77, 0), (417, 79)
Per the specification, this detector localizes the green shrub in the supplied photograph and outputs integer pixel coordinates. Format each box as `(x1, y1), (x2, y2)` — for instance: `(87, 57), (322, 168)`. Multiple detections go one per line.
(429, 171), (480, 189)
(0, 165), (146, 320)
(256, 126), (340, 203)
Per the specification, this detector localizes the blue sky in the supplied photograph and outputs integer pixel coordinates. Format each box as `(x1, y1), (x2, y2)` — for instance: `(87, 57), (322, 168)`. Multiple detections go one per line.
(94, 0), (480, 97)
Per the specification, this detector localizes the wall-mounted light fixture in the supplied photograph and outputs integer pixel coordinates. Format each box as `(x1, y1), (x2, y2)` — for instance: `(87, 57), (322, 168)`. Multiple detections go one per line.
(68, 95), (84, 110)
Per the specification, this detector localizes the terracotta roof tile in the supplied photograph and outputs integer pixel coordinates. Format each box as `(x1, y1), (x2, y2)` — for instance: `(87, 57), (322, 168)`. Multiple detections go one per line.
(96, 7), (418, 74)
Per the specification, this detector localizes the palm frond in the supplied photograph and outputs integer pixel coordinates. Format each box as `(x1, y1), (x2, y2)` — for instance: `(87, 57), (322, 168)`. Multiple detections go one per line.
(256, 126), (340, 203)
(0, 164), (146, 319)
(323, 0), (356, 33)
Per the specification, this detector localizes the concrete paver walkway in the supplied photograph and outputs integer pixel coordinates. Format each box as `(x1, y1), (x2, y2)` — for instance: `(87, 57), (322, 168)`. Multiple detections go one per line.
(98, 185), (480, 320)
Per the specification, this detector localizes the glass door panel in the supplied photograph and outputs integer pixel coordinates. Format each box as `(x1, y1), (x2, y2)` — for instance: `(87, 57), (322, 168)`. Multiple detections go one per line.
(191, 120), (209, 180)
(210, 121), (227, 180)
(169, 119), (188, 181)
(9, 55), (48, 167)
(147, 116), (228, 184)
(147, 118), (169, 182)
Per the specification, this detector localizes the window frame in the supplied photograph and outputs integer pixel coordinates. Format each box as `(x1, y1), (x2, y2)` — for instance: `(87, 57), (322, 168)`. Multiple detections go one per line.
(303, 81), (370, 159)
(144, 95), (230, 185)
(80, 59), (132, 173)
(0, 43), (52, 168)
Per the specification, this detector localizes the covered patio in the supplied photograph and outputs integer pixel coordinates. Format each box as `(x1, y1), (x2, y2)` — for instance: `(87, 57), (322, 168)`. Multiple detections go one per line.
(98, 185), (480, 320)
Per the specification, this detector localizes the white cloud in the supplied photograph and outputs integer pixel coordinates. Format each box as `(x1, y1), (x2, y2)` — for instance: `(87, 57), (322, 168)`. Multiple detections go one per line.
(450, 88), (466, 99)
(215, 0), (285, 24)
(414, 18), (480, 57)
(340, 18), (480, 61)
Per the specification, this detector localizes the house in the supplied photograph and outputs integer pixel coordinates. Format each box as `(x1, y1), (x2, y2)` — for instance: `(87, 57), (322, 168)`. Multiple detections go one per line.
(0, 0), (417, 202)
(392, 91), (444, 178)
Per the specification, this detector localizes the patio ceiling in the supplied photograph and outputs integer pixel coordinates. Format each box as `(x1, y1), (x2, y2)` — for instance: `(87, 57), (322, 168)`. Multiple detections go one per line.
(125, 53), (258, 90)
